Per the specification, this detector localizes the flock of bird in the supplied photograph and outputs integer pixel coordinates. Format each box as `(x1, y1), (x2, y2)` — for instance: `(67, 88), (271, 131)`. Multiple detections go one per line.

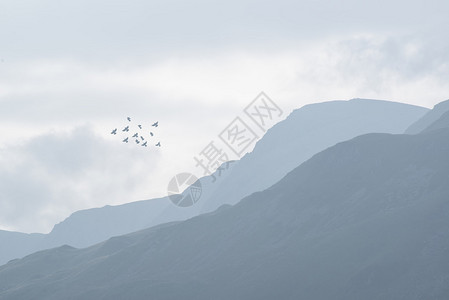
(111, 117), (161, 148)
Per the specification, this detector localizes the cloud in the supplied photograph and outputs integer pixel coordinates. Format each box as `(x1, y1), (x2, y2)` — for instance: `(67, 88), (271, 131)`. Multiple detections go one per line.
(1, 0), (449, 232)
(2, 33), (448, 125)
(0, 126), (161, 233)
(1, 0), (448, 61)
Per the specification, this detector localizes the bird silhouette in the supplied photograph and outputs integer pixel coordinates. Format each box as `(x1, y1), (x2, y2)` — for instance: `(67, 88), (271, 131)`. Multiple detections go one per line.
(113, 118), (163, 148)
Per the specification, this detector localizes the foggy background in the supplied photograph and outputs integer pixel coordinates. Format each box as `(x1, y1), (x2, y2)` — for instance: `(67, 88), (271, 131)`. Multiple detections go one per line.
(1, 0), (448, 232)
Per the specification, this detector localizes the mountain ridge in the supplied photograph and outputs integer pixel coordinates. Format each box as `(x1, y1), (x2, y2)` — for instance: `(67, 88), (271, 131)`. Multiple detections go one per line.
(1, 125), (447, 299)
(0, 98), (429, 266)
(405, 99), (449, 134)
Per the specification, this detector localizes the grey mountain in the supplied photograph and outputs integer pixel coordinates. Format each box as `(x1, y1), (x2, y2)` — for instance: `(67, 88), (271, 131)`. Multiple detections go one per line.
(0, 124), (447, 299)
(45, 198), (170, 247)
(0, 99), (427, 266)
(0, 231), (44, 265)
(405, 99), (449, 134)
(422, 110), (449, 133)
(198, 98), (428, 213)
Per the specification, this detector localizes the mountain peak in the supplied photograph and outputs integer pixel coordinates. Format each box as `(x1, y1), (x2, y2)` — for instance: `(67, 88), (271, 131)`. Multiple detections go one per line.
(405, 99), (449, 134)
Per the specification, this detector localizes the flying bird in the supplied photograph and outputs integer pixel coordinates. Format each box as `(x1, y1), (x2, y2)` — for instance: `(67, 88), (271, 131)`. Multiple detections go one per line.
(132, 133), (139, 138)
(122, 126), (129, 132)
(155, 142), (161, 147)
(140, 136), (145, 141)
(127, 117), (131, 122)
(138, 124), (142, 129)
(122, 137), (129, 143)
(111, 128), (117, 135)
(142, 141), (148, 147)
(152, 121), (158, 127)
(150, 132), (154, 136)
(135, 139), (140, 144)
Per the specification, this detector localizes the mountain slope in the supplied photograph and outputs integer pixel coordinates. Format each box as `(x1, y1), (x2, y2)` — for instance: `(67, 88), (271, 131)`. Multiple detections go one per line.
(422, 110), (449, 133)
(1, 126), (447, 299)
(0, 231), (43, 264)
(405, 99), (449, 134)
(199, 98), (428, 212)
(44, 197), (170, 247)
(0, 98), (428, 266)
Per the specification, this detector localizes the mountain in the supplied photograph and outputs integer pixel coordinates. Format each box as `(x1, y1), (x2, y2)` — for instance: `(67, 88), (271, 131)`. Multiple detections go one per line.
(422, 110), (449, 133)
(45, 197), (170, 247)
(0, 98), (428, 266)
(199, 98), (429, 213)
(0, 231), (43, 265)
(405, 99), (449, 134)
(1, 125), (448, 299)
(0, 145), (232, 266)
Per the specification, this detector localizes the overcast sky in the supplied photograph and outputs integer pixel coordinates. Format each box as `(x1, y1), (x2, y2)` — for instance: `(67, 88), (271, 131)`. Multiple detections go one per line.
(1, 0), (448, 233)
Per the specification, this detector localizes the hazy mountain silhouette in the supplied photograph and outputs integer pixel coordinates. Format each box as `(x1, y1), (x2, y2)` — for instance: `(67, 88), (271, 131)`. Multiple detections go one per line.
(0, 123), (447, 299)
(0, 99), (427, 266)
(148, 98), (428, 234)
(421, 110), (449, 133)
(405, 99), (449, 134)
(198, 98), (428, 213)
(45, 197), (170, 247)
(0, 231), (44, 265)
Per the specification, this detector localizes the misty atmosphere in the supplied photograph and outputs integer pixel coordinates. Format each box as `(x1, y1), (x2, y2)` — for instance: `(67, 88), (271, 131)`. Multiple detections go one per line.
(1, 1), (448, 299)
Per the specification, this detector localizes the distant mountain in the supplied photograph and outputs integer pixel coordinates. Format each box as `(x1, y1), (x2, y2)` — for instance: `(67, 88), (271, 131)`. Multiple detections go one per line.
(0, 98), (428, 266)
(1, 124), (447, 299)
(45, 197), (170, 247)
(0, 231), (43, 265)
(199, 98), (428, 213)
(422, 110), (449, 133)
(405, 99), (449, 134)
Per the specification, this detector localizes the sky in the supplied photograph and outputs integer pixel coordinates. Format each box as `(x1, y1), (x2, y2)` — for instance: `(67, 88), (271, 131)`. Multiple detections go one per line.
(1, 0), (449, 233)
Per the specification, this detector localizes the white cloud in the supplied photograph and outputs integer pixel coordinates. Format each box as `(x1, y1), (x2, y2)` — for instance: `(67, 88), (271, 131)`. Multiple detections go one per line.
(0, 126), (161, 233)
(1, 0), (449, 232)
